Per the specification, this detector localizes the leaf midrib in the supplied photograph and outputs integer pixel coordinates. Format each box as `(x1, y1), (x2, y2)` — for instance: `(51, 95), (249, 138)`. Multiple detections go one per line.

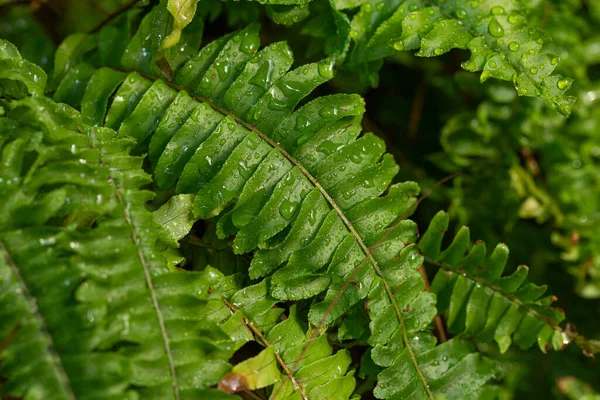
(87, 129), (181, 400)
(425, 258), (564, 334)
(111, 67), (434, 398)
(0, 240), (76, 400)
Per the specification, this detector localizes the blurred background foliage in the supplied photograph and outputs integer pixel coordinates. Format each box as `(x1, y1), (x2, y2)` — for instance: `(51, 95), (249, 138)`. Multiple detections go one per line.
(1, 0), (599, 398)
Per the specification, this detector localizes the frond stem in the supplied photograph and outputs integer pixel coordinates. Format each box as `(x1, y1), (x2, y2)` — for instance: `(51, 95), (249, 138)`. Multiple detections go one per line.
(426, 259), (564, 334)
(112, 67), (435, 398)
(222, 299), (308, 400)
(0, 240), (76, 400)
(87, 129), (181, 400)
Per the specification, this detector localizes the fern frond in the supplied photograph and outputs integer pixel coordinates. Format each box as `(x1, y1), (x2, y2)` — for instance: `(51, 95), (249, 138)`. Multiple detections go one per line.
(365, 242), (500, 399)
(420, 211), (599, 356)
(0, 97), (244, 399)
(348, 0), (576, 115)
(51, 12), (411, 322)
(0, 44), (244, 398)
(0, 40), (46, 97)
(44, 13), (511, 398)
(0, 100), (132, 400)
(221, 283), (357, 399)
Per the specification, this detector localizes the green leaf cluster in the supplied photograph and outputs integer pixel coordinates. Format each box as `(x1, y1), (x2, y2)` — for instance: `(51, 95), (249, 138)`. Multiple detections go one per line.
(1, 0), (599, 399)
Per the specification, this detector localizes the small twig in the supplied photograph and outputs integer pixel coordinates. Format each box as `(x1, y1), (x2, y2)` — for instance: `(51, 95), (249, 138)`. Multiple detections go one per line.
(418, 266), (447, 342)
(222, 299), (308, 400)
(83, 0), (111, 15)
(90, 0), (141, 33)
(408, 78), (426, 141)
(0, 322), (22, 354)
(521, 147), (541, 177)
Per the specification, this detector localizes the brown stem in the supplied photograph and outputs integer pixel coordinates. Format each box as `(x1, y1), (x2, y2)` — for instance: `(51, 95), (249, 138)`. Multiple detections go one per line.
(408, 79), (425, 141)
(222, 299), (308, 400)
(521, 147), (541, 177)
(0, 322), (22, 354)
(90, 0), (141, 33)
(418, 266), (447, 343)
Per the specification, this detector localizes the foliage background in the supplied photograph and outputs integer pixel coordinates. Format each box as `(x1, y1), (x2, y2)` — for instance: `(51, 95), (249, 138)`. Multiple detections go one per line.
(1, 0), (600, 399)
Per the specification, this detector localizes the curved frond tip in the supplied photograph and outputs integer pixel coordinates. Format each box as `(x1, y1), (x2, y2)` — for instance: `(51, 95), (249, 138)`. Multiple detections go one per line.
(420, 211), (599, 356)
(349, 0), (576, 115)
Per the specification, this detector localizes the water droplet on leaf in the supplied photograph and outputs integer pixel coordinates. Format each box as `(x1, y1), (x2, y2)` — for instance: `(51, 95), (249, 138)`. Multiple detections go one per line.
(488, 18), (504, 37)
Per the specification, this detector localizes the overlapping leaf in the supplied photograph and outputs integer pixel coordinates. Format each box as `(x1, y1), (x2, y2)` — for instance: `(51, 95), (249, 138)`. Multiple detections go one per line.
(349, 0), (576, 115)
(0, 45), (242, 399)
(220, 284), (356, 399)
(50, 11), (417, 326)
(420, 211), (600, 356)
(3, 2), (597, 397)
(45, 11), (512, 398)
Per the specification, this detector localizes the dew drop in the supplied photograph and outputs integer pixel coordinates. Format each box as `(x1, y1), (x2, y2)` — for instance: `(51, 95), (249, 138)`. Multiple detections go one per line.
(279, 199), (297, 220)
(557, 79), (570, 90)
(252, 109), (263, 121)
(456, 8), (468, 19)
(317, 60), (335, 79)
(488, 18), (504, 37)
(342, 189), (355, 200)
(240, 34), (260, 55)
(508, 41), (520, 52)
(490, 6), (505, 15)
(508, 14), (520, 24)
(39, 237), (56, 246)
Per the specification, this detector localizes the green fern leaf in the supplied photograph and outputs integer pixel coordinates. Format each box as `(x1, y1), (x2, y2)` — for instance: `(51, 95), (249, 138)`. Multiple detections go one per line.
(365, 241), (500, 399)
(0, 49), (244, 398)
(222, 288), (357, 399)
(0, 39), (46, 97)
(349, 0), (576, 115)
(50, 13), (409, 320)
(420, 211), (599, 356)
(44, 13), (509, 398)
(0, 98), (132, 400)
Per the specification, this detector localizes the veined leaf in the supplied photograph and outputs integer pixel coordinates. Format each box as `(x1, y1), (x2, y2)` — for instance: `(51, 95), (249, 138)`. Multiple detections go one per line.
(349, 0), (576, 115)
(50, 12), (418, 324)
(47, 13), (506, 399)
(0, 50), (242, 398)
(5, 4), (597, 398)
(0, 39), (46, 97)
(420, 211), (600, 356)
(221, 292), (357, 399)
(160, 0), (201, 51)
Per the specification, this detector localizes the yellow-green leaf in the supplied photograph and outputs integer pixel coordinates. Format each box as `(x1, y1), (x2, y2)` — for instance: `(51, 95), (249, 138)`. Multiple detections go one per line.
(219, 347), (280, 393)
(160, 0), (200, 50)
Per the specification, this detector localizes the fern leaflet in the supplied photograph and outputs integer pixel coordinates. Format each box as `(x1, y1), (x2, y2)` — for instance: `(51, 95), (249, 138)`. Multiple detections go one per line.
(348, 0), (576, 115)
(420, 211), (600, 356)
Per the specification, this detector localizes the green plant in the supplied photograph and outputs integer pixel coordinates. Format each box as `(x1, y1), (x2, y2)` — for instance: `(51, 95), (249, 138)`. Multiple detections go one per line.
(1, 0), (599, 399)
